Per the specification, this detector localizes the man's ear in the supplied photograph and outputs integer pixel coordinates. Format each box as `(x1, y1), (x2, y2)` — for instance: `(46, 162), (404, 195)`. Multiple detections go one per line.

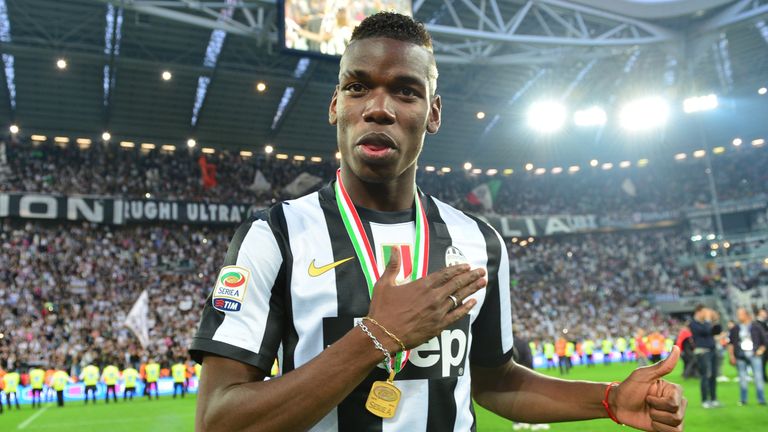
(426, 94), (442, 134)
(329, 86), (339, 125)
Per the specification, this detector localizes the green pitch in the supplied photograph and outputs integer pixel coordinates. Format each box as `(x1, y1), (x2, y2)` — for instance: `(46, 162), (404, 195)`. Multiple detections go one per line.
(0, 361), (764, 431)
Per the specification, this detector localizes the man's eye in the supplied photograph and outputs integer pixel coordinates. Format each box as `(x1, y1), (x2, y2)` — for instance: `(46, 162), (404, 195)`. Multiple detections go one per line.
(400, 88), (416, 97)
(345, 83), (365, 92)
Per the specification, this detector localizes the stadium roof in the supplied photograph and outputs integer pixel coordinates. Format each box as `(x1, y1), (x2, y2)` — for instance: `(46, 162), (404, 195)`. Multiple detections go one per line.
(1, 0), (767, 169)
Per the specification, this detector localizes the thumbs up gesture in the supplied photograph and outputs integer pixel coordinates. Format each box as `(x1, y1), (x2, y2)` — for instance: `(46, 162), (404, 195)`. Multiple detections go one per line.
(609, 346), (687, 431)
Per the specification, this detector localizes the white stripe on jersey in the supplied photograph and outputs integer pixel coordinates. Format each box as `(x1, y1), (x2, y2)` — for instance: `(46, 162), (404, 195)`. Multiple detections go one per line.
(492, 228), (514, 351)
(212, 219), (282, 353)
(283, 193), (340, 431)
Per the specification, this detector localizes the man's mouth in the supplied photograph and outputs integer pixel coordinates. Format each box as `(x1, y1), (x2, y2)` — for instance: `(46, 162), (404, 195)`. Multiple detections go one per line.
(355, 133), (398, 159)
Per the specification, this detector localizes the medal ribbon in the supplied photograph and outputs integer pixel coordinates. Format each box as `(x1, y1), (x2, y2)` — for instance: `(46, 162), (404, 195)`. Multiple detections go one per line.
(334, 169), (429, 373)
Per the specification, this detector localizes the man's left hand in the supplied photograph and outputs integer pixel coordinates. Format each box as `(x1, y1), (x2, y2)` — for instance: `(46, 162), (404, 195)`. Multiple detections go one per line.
(610, 346), (687, 432)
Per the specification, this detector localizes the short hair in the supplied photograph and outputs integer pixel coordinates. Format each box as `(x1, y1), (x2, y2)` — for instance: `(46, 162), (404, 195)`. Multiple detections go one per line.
(694, 304), (706, 313)
(349, 12), (438, 94)
(351, 12), (433, 51)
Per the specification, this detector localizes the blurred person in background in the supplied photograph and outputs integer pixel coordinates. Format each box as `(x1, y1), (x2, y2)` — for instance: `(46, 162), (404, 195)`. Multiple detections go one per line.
(601, 336), (613, 365)
(145, 359), (160, 400)
(757, 308), (768, 383)
(80, 363), (100, 405)
(172, 360), (188, 399)
(676, 325), (697, 379)
(647, 331), (666, 363)
(3, 370), (20, 410)
(728, 308), (766, 405)
(102, 362), (120, 403)
(635, 329), (650, 367)
(51, 368), (70, 407)
(690, 305), (722, 408)
(28, 366), (45, 408)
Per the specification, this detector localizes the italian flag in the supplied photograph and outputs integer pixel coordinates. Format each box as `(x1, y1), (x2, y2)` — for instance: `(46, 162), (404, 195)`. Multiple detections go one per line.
(466, 180), (501, 211)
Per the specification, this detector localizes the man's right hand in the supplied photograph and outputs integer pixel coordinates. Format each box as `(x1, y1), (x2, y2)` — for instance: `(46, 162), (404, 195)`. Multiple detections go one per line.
(366, 247), (487, 350)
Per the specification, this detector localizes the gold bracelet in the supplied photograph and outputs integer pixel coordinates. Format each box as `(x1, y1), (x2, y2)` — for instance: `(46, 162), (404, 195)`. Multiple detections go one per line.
(362, 317), (407, 353)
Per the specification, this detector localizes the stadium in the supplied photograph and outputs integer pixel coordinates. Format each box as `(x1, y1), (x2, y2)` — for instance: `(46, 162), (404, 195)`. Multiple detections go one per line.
(0, 0), (767, 431)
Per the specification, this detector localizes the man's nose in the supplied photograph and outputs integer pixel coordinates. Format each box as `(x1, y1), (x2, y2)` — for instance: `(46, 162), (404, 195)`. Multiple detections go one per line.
(362, 90), (396, 125)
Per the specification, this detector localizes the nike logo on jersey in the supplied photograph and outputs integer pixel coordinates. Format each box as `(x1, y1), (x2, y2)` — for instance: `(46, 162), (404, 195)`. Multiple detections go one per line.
(308, 256), (355, 277)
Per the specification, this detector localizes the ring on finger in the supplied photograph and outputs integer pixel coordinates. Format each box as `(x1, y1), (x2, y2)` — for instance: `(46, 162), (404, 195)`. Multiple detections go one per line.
(447, 294), (459, 309)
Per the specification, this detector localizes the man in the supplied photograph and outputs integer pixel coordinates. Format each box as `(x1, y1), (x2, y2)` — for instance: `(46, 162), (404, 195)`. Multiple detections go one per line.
(583, 338), (595, 367)
(28, 367), (45, 408)
(145, 359), (160, 400)
(191, 12), (686, 432)
(80, 364), (100, 404)
(601, 336), (613, 365)
(555, 336), (568, 375)
(647, 331), (666, 364)
(756, 308), (768, 383)
(635, 329), (650, 367)
(727, 308), (766, 405)
(51, 368), (70, 407)
(102, 363), (120, 403)
(172, 361), (188, 399)
(690, 305), (722, 408)
(543, 341), (556, 370)
(616, 337), (628, 362)
(122, 365), (139, 401)
(3, 370), (20, 410)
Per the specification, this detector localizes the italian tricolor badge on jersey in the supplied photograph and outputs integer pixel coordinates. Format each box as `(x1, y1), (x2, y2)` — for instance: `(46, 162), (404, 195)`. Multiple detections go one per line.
(212, 265), (250, 312)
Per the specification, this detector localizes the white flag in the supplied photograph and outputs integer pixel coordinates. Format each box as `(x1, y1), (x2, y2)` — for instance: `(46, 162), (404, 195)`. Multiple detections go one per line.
(621, 178), (637, 197)
(248, 169), (272, 193)
(283, 172), (322, 197)
(124, 290), (150, 348)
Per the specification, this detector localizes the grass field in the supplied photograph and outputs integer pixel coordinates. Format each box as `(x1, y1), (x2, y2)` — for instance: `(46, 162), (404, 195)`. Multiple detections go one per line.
(0, 361), (765, 431)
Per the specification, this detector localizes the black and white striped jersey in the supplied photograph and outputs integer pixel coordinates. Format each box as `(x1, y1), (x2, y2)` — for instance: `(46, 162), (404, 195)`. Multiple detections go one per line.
(190, 182), (514, 432)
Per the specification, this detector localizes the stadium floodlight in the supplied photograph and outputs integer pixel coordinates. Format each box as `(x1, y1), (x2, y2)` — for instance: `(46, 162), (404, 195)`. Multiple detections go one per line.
(101, 131), (111, 141)
(256, 82), (267, 92)
(187, 138), (197, 148)
(161, 70), (172, 81)
(619, 97), (669, 131)
(732, 138), (742, 146)
(424, 165), (435, 172)
(527, 101), (567, 133)
(712, 146), (725, 154)
(56, 58), (67, 70)
(30, 135), (46, 141)
(335, 151), (341, 160)
(551, 167), (563, 174)
(674, 153), (687, 160)
(463, 162), (472, 170)
(637, 158), (649, 167)
(683, 94), (718, 113)
(471, 168), (482, 175)
(276, 153), (289, 160)
(590, 159), (598, 167)
(525, 163), (534, 171)
(759, 87), (767, 95)
(503, 168), (514, 175)
(9, 124), (18, 134)
(264, 144), (274, 154)
(619, 161), (631, 168)
(441, 167), (451, 173)
(693, 150), (706, 158)
(486, 169), (498, 176)
(54, 136), (70, 143)
(534, 167), (546, 175)
(601, 162), (613, 170)
(573, 106), (607, 127)
(294, 155), (306, 161)
(476, 111), (485, 120)
(753, 138), (766, 147)
(568, 165), (580, 173)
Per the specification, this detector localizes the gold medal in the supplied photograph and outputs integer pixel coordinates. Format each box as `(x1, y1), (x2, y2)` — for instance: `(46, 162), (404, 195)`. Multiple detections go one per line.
(365, 370), (401, 419)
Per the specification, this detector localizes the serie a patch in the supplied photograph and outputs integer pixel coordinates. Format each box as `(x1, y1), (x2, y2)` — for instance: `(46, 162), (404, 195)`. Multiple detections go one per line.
(212, 265), (250, 312)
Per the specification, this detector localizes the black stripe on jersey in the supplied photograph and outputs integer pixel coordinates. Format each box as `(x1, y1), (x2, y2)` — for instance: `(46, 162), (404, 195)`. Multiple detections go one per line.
(265, 203), (297, 374)
(424, 195), (461, 431)
(467, 215), (514, 368)
(320, 185), (385, 432)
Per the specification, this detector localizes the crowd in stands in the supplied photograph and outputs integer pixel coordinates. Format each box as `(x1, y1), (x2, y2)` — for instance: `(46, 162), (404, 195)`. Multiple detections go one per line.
(0, 137), (766, 376)
(1, 138), (767, 216)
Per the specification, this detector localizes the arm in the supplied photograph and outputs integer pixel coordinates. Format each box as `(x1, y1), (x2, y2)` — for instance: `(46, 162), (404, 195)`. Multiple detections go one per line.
(473, 347), (686, 432)
(197, 327), (387, 432)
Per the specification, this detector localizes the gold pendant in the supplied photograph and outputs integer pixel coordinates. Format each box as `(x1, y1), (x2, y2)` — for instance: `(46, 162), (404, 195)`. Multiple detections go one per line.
(365, 371), (401, 419)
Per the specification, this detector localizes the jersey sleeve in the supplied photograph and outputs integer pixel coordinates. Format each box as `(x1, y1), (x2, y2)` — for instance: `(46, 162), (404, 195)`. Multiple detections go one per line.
(469, 222), (514, 367)
(190, 210), (287, 373)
